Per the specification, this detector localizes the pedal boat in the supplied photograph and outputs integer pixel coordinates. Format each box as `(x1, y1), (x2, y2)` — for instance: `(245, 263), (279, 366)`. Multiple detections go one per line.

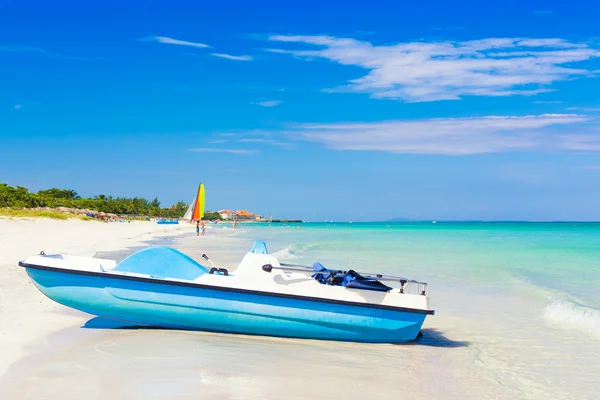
(18, 242), (434, 343)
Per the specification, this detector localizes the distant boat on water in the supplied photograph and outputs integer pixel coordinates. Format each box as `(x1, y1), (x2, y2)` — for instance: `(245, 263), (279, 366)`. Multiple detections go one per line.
(157, 219), (179, 225)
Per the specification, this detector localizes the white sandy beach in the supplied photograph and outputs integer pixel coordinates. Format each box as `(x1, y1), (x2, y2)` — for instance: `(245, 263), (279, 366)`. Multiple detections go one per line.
(0, 218), (188, 377)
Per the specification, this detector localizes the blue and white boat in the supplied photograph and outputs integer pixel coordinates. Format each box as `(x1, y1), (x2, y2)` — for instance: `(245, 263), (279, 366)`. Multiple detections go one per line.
(18, 242), (434, 343)
(156, 219), (179, 224)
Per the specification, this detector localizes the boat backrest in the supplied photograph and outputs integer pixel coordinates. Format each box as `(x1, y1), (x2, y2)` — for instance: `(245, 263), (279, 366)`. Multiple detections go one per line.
(250, 241), (268, 254)
(114, 246), (209, 281)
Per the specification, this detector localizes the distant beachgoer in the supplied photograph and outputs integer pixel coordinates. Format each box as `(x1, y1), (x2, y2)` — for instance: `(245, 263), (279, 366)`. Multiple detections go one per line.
(196, 220), (200, 236)
(233, 220), (238, 229)
(200, 220), (206, 236)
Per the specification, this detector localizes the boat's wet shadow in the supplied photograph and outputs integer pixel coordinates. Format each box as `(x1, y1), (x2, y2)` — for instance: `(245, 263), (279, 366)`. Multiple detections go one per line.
(83, 317), (168, 330)
(82, 317), (469, 348)
(404, 328), (470, 348)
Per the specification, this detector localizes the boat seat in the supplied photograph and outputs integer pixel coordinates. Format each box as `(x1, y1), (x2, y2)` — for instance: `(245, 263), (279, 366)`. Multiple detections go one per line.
(114, 247), (209, 280)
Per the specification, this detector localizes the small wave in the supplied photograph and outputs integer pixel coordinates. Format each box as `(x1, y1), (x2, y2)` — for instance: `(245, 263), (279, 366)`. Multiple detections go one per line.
(270, 245), (298, 260)
(269, 243), (318, 260)
(544, 299), (600, 338)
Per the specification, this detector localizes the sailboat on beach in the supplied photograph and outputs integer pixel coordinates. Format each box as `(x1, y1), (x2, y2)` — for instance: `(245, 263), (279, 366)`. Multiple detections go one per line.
(157, 183), (205, 224)
(182, 183), (205, 221)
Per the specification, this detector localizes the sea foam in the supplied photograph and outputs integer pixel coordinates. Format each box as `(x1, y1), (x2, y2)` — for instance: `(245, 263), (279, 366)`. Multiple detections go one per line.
(270, 245), (299, 260)
(544, 299), (600, 338)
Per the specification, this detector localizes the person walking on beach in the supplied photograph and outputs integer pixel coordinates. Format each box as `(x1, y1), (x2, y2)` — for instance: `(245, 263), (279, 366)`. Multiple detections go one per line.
(196, 220), (200, 236)
(200, 219), (206, 236)
(233, 220), (238, 229)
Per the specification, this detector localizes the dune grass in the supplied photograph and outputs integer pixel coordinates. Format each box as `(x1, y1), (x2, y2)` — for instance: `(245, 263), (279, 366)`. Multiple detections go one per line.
(0, 208), (95, 221)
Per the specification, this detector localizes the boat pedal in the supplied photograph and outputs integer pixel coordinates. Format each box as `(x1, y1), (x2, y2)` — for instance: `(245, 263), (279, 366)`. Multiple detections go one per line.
(209, 267), (229, 276)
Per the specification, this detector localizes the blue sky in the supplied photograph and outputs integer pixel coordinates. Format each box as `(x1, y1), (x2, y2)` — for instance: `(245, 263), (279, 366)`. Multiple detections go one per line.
(2, 0), (600, 221)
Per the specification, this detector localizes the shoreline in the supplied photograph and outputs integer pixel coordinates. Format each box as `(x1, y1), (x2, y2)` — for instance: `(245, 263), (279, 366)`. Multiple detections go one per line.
(2, 218), (599, 399)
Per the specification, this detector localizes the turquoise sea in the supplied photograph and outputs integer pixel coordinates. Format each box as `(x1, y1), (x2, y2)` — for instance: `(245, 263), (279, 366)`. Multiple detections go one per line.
(246, 221), (600, 312)
(198, 221), (600, 399)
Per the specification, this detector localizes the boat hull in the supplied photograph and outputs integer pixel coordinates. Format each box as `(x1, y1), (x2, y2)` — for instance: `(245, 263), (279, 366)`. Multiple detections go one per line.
(25, 267), (427, 343)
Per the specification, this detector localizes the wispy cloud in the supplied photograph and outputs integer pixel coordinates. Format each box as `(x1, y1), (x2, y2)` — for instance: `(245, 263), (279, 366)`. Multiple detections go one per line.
(253, 100), (283, 107)
(555, 133), (600, 151)
(14, 104), (22, 110)
(186, 148), (259, 154)
(535, 100), (563, 104)
(0, 45), (87, 60)
(146, 36), (210, 48)
(212, 53), (253, 61)
(565, 106), (600, 112)
(238, 138), (292, 148)
(208, 139), (227, 144)
(283, 114), (599, 155)
(431, 26), (466, 31)
(579, 165), (600, 170)
(265, 35), (600, 102)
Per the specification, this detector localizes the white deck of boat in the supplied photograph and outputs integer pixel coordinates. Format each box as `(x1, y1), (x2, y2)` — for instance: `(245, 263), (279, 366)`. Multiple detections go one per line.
(22, 252), (431, 312)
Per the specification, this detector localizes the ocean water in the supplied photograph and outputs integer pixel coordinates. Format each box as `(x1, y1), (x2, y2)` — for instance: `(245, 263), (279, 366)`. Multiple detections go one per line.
(194, 222), (600, 399)
(4, 222), (600, 400)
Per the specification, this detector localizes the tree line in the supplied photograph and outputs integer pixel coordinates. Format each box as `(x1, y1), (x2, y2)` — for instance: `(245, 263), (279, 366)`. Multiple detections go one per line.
(0, 183), (222, 219)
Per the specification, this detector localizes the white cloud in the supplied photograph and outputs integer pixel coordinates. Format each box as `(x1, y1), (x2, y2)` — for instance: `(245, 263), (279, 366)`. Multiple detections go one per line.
(212, 53), (253, 61)
(555, 133), (600, 151)
(265, 35), (600, 102)
(535, 100), (563, 104)
(14, 104), (23, 110)
(186, 148), (258, 154)
(238, 138), (292, 147)
(254, 100), (282, 107)
(148, 36), (210, 48)
(208, 139), (227, 144)
(565, 106), (600, 112)
(285, 114), (598, 155)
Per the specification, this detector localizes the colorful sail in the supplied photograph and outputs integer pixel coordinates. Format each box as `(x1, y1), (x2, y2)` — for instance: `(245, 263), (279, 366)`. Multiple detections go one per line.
(182, 183), (205, 220)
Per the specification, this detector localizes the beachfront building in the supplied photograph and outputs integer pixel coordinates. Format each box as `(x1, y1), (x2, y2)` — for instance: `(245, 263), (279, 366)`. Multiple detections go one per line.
(235, 210), (254, 220)
(218, 209), (263, 220)
(218, 209), (235, 219)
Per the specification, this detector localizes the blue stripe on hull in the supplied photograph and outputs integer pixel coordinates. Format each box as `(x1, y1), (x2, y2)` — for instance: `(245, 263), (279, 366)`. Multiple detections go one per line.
(26, 268), (426, 343)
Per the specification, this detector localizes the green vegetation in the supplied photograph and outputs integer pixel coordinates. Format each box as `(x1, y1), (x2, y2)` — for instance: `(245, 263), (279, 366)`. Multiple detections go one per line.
(0, 208), (94, 220)
(204, 211), (222, 220)
(0, 183), (222, 219)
